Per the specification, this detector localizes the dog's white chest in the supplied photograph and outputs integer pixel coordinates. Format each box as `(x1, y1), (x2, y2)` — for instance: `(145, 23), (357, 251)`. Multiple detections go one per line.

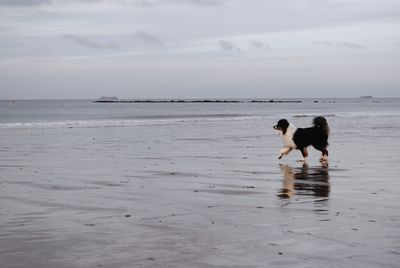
(281, 124), (297, 148)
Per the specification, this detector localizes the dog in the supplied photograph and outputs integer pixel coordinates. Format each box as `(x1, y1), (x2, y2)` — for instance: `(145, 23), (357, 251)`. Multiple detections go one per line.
(273, 116), (329, 164)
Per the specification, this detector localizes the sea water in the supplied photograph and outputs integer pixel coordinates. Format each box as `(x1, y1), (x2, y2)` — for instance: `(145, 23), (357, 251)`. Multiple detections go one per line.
(1, 98), (400, 267)
(1, 98), (399, 129)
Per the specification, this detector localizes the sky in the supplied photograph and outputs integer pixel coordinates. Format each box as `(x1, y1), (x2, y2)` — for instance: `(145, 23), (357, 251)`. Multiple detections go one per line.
(0, 0), (399, 99)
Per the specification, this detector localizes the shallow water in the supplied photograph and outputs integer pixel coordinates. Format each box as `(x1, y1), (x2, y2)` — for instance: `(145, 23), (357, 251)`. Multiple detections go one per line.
(1, 99), (399, 267)
(0, 98), (399, 127)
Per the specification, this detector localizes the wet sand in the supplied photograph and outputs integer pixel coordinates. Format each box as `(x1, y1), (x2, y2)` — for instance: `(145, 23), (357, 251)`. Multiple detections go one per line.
(1, 116), (399, 267)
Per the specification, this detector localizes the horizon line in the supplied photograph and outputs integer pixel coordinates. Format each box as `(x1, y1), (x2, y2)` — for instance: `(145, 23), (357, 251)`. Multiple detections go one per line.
(1, 96), (400, 101)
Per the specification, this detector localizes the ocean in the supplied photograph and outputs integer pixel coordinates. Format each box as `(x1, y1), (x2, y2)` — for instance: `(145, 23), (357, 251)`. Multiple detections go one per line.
(1, 98), (399, 267)
(1, 98), (399, 128)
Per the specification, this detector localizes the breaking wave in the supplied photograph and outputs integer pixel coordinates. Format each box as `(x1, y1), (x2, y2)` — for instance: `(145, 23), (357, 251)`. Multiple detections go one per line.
(0, 114), (264, 129)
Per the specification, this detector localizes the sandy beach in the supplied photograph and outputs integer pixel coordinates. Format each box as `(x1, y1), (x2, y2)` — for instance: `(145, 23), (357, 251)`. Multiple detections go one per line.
(1, 104), (400, 267)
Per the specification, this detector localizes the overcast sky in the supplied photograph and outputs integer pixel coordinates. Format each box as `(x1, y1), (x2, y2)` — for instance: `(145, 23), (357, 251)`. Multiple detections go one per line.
(0, 0), (399, 99)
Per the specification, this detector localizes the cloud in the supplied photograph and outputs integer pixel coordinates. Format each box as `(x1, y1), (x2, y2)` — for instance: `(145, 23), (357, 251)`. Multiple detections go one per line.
(219, 40), (240, 51)
(0, 0), (104, 6)
(127, 0), (156, 7)
(0, 0), (51, 6)
(62, 34), (119, 50)
(168, 0), (224, 6)
(132, 31), (163, 46)
(127, 0), (224, 8)
(313, 41), (365, 49)
(249, 40), (269, 49)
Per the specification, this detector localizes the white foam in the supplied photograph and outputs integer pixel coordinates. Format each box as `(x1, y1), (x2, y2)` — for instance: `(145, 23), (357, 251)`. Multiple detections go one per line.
(0, 115), (266, 130)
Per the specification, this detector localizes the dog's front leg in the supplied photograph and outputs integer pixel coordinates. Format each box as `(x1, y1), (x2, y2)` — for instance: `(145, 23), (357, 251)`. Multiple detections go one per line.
(278, 147), (292, 159)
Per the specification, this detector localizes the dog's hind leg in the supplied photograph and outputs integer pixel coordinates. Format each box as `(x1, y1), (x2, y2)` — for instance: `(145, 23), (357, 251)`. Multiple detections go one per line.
(298, 147), (308, 164)
(314, 144), (329, 163)
(320, 149), (329, 162)
(278, 147), (292, 159)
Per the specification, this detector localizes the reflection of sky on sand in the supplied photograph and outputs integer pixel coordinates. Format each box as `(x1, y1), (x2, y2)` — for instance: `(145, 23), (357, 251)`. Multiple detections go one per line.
(278, 164), (330, 202)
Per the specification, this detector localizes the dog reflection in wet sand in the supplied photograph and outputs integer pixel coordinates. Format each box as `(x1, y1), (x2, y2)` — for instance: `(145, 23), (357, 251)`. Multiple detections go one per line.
(278, 164), (330, 199)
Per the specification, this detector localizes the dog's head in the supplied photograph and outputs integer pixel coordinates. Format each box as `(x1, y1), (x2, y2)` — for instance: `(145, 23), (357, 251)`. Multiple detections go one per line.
(273, 119), (289, 135)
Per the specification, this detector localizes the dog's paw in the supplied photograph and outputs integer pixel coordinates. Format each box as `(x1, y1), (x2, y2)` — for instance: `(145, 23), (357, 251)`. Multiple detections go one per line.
(319, 156), (328, 162)
(297, 158), (308, 165)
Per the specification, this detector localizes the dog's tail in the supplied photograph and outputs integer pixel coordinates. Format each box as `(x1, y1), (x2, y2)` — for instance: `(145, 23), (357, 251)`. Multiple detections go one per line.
(313, 116), (329, 136)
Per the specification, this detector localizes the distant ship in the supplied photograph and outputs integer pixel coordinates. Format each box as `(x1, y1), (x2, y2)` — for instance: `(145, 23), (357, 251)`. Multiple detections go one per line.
(94, 96), (119, 102)
(360, 96), (373, 98)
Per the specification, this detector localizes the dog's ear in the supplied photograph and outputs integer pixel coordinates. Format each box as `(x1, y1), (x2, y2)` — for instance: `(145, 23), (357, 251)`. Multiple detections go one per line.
(278, 119), (289, 135)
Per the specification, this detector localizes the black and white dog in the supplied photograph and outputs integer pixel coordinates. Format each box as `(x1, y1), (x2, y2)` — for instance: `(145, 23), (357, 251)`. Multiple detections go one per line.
(273, 117), (329, 163)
